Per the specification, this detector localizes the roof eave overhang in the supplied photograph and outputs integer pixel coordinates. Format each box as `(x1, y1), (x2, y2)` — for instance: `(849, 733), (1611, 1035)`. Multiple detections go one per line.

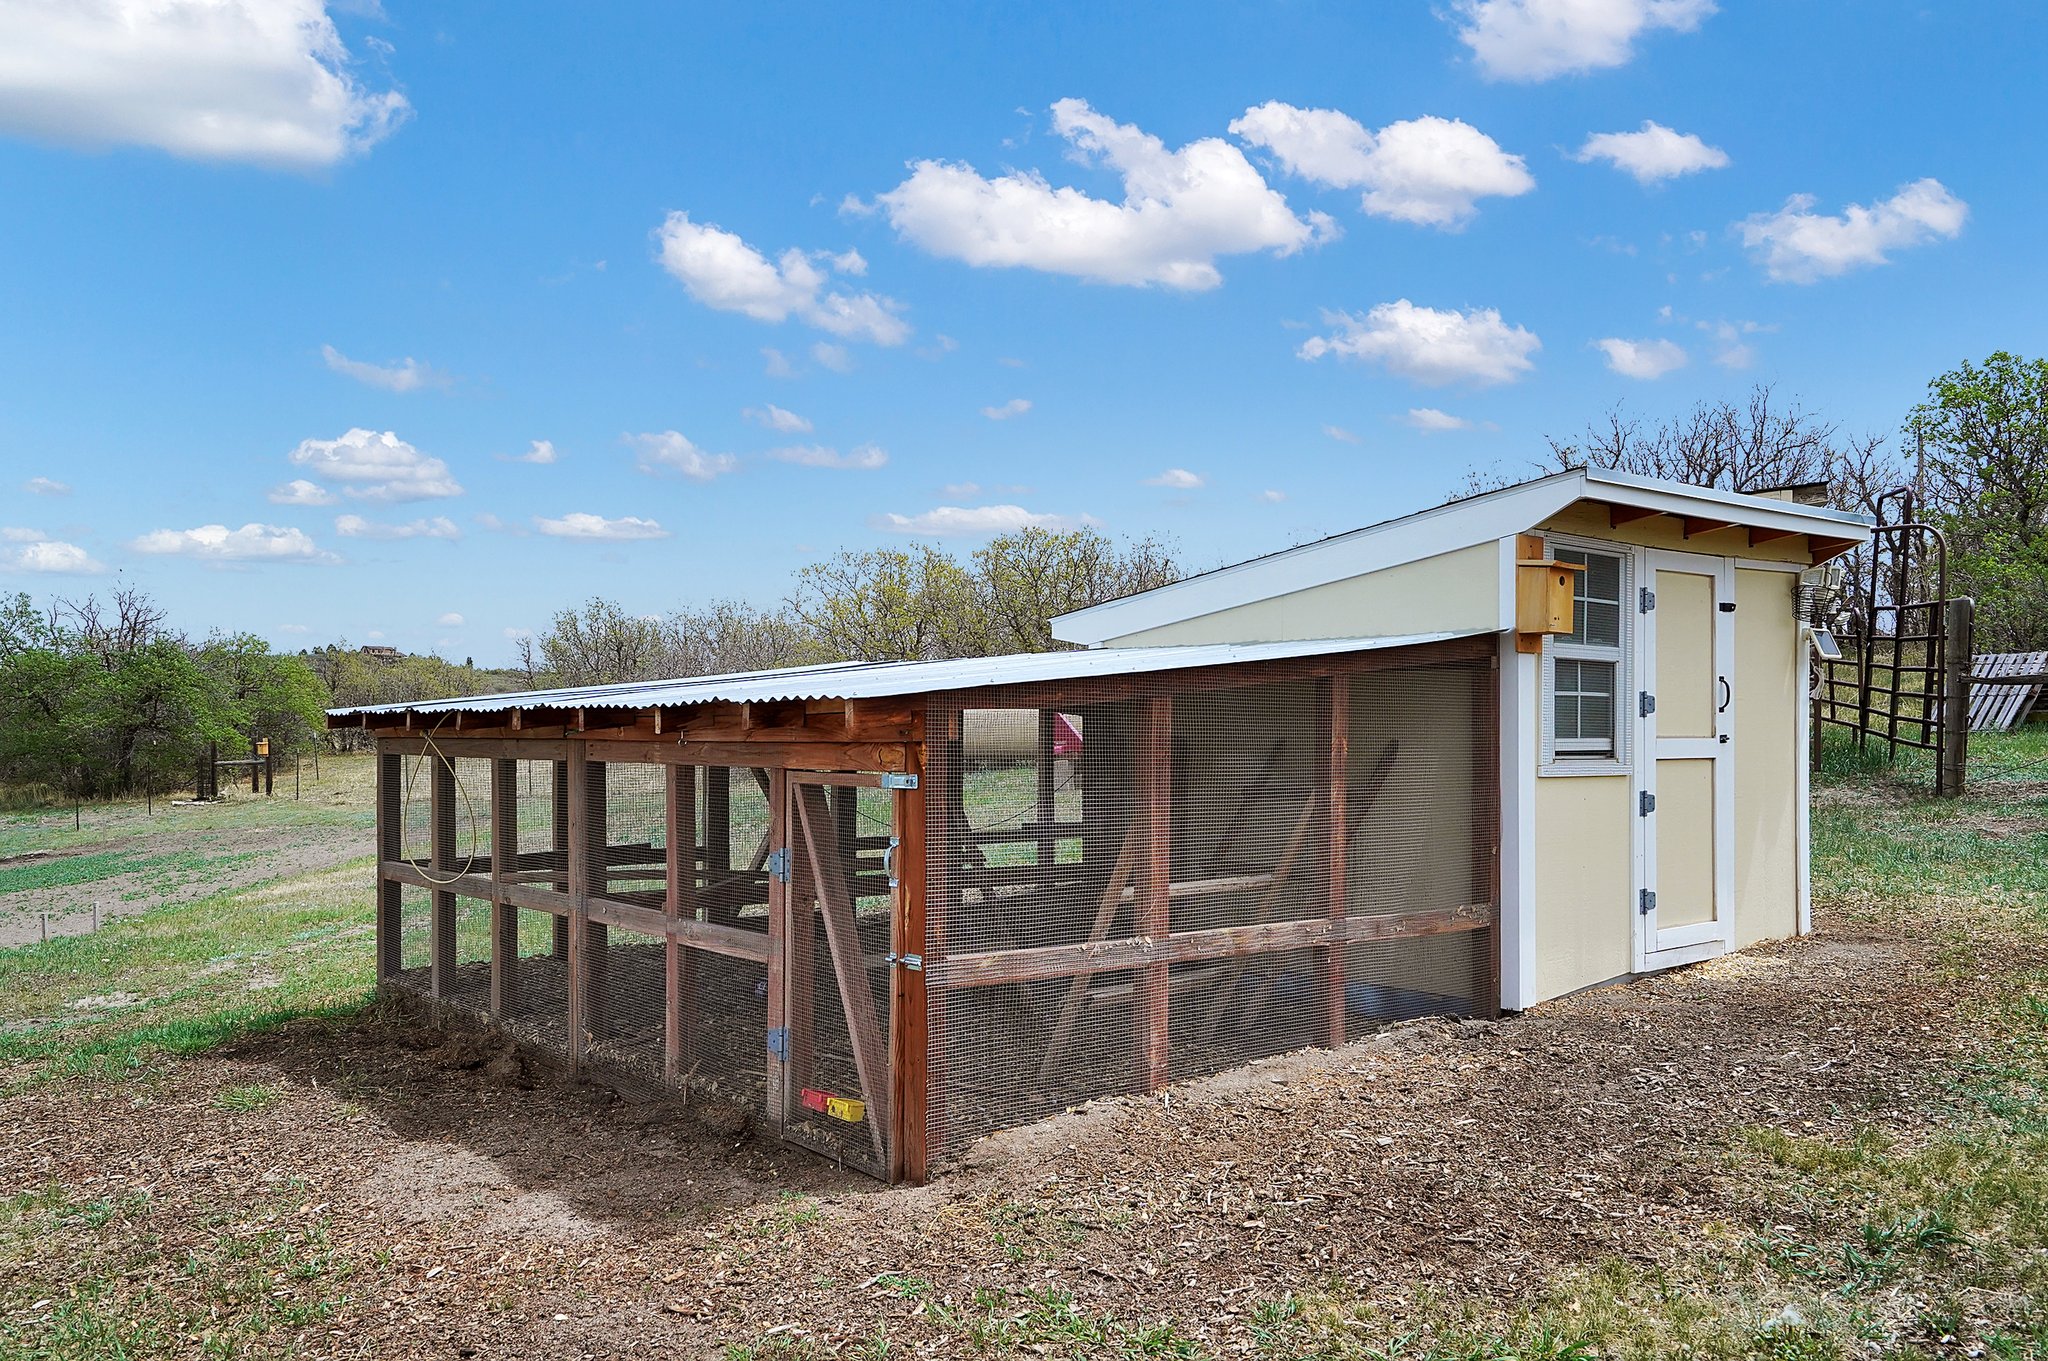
(1053, 469), (1875, 646)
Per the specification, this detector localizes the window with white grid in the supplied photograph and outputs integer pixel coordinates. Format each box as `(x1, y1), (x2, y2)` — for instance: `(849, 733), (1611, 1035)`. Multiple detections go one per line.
(1544, 543), (1628, 768)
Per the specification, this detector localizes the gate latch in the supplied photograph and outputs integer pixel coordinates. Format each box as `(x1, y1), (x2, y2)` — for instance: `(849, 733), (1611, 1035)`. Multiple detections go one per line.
(880, 772), (920, 790)
(885, 952), (924, 972)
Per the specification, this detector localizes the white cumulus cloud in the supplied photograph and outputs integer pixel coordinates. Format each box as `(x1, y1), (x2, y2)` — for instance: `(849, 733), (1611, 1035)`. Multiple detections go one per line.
(333, 513), (460, 540)
(1594, 337), (1689, 379)
(268, 478), (336, 506)
(0, 531), (104, 574)
(23, 476), (70, 496)
(0, 0), (409, 168)
(654, 212), (909, 345)
(876, 97), (1332, 291)
(497, 439), (557, 465)
(1406, 408), (1476, 433)
(1299, 300), (1540, 387)
(768, 444), (888, 470)
(1738, 178), (1968, 283)
(1323, 424), (1363, 444)
(982, 398), (1032, 421)
(534, 512), (670, 542)
(626, 430), (739, 482)
(1574, 121), (1728, 184)
(321, 344), (449, 392)
(811, 342), (854, 373)
(130, 523), (330, 564)
(872, 505), (1081, 537)
(1145, 468), (1205, 489)
(1451, 0), (1717, 82)
(1231, 103), (1533, 229)
(745, 404), (813, 434)
(287, 428), (460, 502)
(437, 612), (464, 627)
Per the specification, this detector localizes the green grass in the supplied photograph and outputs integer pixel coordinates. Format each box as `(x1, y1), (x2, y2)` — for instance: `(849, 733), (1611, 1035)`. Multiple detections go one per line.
(0, 856), (377, 1086)
(1256, 731), (2048, 1361)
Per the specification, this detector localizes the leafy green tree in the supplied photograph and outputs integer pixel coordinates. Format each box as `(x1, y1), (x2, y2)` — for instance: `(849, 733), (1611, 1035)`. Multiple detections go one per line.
(971, 527), (1181, 653)
(1912, 351), (2048, 648)
(789, 545), (983, 662)
(538, 597), (672, 685)
(194, 632), (330, 754)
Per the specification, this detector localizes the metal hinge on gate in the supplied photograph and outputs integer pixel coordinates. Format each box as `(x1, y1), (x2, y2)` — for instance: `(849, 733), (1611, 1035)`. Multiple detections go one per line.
(1640, 586), (1656, 613)
(767, 848), (790, 882)
(1639, 889), (1656, 916)
(766, 1027), (789, 1062)
(1639, 791), (1656, 816)
(885, 952), (925, 972)
(879, 772), (919, 791)
(1639, 691), (1657, 717)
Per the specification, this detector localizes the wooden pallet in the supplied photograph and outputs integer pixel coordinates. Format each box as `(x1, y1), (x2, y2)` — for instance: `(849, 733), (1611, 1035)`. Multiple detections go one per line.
(1969, 651), (2048, 732)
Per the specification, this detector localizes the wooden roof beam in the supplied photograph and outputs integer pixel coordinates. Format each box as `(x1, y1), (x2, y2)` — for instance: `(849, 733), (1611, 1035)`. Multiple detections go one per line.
(1607, 504), (1664, 528)
(1682, 517), (1735, 538)
(1749, 526), (1803, 547)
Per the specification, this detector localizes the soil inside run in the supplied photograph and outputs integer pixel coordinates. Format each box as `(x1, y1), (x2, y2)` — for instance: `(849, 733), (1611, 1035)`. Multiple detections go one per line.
(5, 901), (2030, 1358)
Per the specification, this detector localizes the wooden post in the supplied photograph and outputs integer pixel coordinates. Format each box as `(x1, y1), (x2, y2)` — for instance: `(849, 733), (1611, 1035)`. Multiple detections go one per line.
(1319, 676), (1350, 1048)
(706, 765), (733, 925)
(1036, 709), (1058, 872)
(430, 755), (457, 998)
(491, 758), (519, 1015)
(1939, 597), (1974, 798)
(583, 759), (610, 1041)
(565, 745), (588, 1071)
(550, 760), (571, 959)
(1137, 695), (1172, 1092)
(764, 767), (789, 1126)
(892, 746), (929, 1184)
(375, 748), (402, 979)
(665, 763), (697, 1083)
(786, 785), (816, 1099)
(923, 704), (960, 1160)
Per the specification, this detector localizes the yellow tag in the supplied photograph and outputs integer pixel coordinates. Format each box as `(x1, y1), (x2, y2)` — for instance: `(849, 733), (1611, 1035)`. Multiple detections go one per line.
(825, 1096), (865, 1123)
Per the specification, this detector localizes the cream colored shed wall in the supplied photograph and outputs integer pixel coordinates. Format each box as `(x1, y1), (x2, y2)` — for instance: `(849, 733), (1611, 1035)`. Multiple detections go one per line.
(1533, 774), (1633, 998)
(1733, 568), (1800, 947)
(1100, 542), (1500, 647)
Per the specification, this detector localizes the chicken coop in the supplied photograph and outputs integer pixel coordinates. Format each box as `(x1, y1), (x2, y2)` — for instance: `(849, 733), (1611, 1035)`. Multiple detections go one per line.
(331, 632), (1501, 1183)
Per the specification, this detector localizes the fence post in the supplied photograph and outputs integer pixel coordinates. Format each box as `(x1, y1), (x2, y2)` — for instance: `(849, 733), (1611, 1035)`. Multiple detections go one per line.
(1938, 597), (1973, 798)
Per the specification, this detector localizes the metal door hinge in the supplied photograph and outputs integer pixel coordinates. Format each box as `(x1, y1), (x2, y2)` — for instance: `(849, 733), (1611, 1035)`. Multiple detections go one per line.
(1640, 587), (1656, 613)
(885, 951), (925, 972)
(1639, 791), (1656, 816)
(767, 848), (790, 882)
(1639, 889), (1656, 915)
(1639, 691), (1657, 717)
(880, 772), (919, 790)
(766, 1027), (789, 1061)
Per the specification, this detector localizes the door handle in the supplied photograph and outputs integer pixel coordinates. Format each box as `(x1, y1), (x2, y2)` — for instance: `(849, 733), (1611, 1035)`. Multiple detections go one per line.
(1718, 677), (1731, 713)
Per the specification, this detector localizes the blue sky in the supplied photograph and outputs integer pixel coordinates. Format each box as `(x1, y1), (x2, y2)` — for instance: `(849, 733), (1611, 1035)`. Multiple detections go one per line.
(0, 1), (2037, 661)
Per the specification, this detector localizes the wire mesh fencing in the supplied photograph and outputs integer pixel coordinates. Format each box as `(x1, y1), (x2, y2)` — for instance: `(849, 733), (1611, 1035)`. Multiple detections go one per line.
(923, 646), (1499, 1162)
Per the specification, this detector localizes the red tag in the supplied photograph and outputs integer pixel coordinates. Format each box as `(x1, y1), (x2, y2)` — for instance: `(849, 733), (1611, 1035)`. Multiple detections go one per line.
(800, 1088), (830, 1113)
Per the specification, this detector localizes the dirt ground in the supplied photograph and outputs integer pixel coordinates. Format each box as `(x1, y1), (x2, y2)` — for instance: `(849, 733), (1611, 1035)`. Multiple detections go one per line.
(3, 909), (2032, 1358)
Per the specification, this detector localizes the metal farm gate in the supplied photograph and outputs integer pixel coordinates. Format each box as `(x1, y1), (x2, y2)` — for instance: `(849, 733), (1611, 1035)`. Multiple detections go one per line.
(1813, 489), (1974, 795)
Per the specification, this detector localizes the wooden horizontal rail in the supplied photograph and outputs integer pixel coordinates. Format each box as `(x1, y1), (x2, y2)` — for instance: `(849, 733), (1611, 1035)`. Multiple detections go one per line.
(377, 860), (772, 962)
(929, 901), (1493, 989)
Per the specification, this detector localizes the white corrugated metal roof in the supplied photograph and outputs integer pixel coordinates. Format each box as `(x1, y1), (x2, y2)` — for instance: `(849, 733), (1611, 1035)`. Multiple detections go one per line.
(1052, 466), (1875, 646)
(326, 630), (1487, 719)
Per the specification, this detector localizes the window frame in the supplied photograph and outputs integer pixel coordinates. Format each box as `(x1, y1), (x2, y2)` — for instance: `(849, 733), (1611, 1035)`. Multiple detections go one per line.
(1540, 535), (1633, 777)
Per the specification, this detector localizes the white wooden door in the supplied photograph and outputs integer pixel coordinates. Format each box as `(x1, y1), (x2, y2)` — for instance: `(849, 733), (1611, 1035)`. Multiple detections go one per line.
(1636, 548), (1735, 969)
